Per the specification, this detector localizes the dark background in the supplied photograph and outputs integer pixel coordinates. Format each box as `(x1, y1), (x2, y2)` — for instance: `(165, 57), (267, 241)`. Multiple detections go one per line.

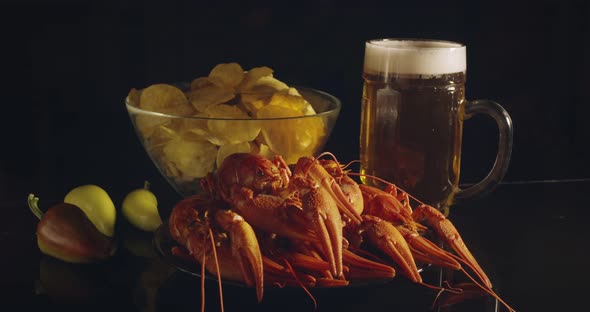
(2, 0), (589, 206)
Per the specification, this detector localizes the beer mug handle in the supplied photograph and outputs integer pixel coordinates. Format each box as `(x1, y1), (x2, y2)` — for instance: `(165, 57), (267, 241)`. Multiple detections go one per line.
(454, 99), (513, 202)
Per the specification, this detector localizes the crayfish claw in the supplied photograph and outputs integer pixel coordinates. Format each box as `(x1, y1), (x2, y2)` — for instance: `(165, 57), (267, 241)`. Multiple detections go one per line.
(396, 225), (461, 270)
(231, 186), (315, 242)
(215, 210), (264, 302)
(304, 187), (344, 277)
(342, 248), (396, 280)
(412, 204), (492, 289)
(360, 215), (422, 283)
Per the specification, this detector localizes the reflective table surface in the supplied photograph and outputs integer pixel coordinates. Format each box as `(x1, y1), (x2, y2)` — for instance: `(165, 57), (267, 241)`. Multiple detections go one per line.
(2, 179), (588, 312)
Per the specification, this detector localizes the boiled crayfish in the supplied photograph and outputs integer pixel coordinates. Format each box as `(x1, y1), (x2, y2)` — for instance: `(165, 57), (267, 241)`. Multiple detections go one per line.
(168, 152), (515, 312)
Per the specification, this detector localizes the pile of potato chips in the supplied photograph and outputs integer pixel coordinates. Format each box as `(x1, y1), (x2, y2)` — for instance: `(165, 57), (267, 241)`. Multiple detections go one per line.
(127, 63), (326, 185)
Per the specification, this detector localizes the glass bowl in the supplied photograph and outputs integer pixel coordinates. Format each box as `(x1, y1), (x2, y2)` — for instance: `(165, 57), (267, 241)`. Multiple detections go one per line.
(125, 85), (341, 197)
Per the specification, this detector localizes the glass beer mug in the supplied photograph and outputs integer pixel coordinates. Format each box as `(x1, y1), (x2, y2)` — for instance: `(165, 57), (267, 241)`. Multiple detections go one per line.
(360, 39), (513, 209)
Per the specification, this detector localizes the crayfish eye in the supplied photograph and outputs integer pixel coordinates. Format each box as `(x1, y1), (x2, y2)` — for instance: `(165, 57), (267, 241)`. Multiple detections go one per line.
(256, 168), (265, 177)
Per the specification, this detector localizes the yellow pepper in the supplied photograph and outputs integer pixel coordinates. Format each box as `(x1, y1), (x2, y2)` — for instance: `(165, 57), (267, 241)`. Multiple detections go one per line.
(64, 185), (117, 237)
(122, 181), (162, 232)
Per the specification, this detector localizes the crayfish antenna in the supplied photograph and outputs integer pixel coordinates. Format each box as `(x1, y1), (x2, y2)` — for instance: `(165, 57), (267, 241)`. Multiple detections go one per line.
(429, 281), (470, 310)
(208, 228), (225, 312)
(201, 232), (207, 312)
(457, 266), (517, 312)
(315, 151), (340, 163)
(411, 205), (517, 311)
(200, 173), (218, 199)
(283, 259), (318, 311)
(341, 159), (361, 171)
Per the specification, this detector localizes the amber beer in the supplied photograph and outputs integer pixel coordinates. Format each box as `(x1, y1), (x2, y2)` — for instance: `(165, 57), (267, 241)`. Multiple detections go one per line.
(360, 39), (468, 208)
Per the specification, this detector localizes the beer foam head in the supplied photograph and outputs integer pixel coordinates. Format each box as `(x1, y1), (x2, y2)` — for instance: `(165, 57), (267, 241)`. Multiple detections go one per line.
(364, 39), (466, 76)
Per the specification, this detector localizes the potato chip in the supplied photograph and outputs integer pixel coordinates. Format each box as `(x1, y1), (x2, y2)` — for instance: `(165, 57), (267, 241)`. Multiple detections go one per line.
(255, 100), (304, 118)
(282, 88), (317, 115)
(139, 84), (192, 114)
(208, 63), (244, 90)
(148, 124), (179, 149)
(190, 77), (213, 90)
(303, 104), (317, 115)
(245, 98), (267, 114)
(161, 156), (181, 179)
(254, 131), (269, 147)
(267, 90), (309, 114)
(286, 87), (301, 97)
(256, 143), (276, 160)
(135, 114), (172, 139)
(162, 138), (217, 180)
(172, 112), (210, 140)
(206, 104), (261, 145)
(189, 85), (235, 112)
(216, 141), (253, 168)
(205, 104), (249, 118)
(253, 75), (289, 91)
(238, 66), (274, 91)
(257, 105), (325, 164)
(276, 87), (318, 115)
(127, 88), (141, 106)
(240, 91), (272, 115)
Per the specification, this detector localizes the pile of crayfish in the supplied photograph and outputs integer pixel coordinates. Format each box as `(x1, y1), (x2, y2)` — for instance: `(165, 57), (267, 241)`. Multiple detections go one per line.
(168, 152), (514, 311)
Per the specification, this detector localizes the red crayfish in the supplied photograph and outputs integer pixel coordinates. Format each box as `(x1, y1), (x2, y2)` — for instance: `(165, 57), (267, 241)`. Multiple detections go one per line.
(168, 152), (515, 311)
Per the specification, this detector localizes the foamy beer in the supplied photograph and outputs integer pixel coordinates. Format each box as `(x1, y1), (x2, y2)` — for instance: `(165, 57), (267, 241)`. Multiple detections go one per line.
(360, 39), (513, 208)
